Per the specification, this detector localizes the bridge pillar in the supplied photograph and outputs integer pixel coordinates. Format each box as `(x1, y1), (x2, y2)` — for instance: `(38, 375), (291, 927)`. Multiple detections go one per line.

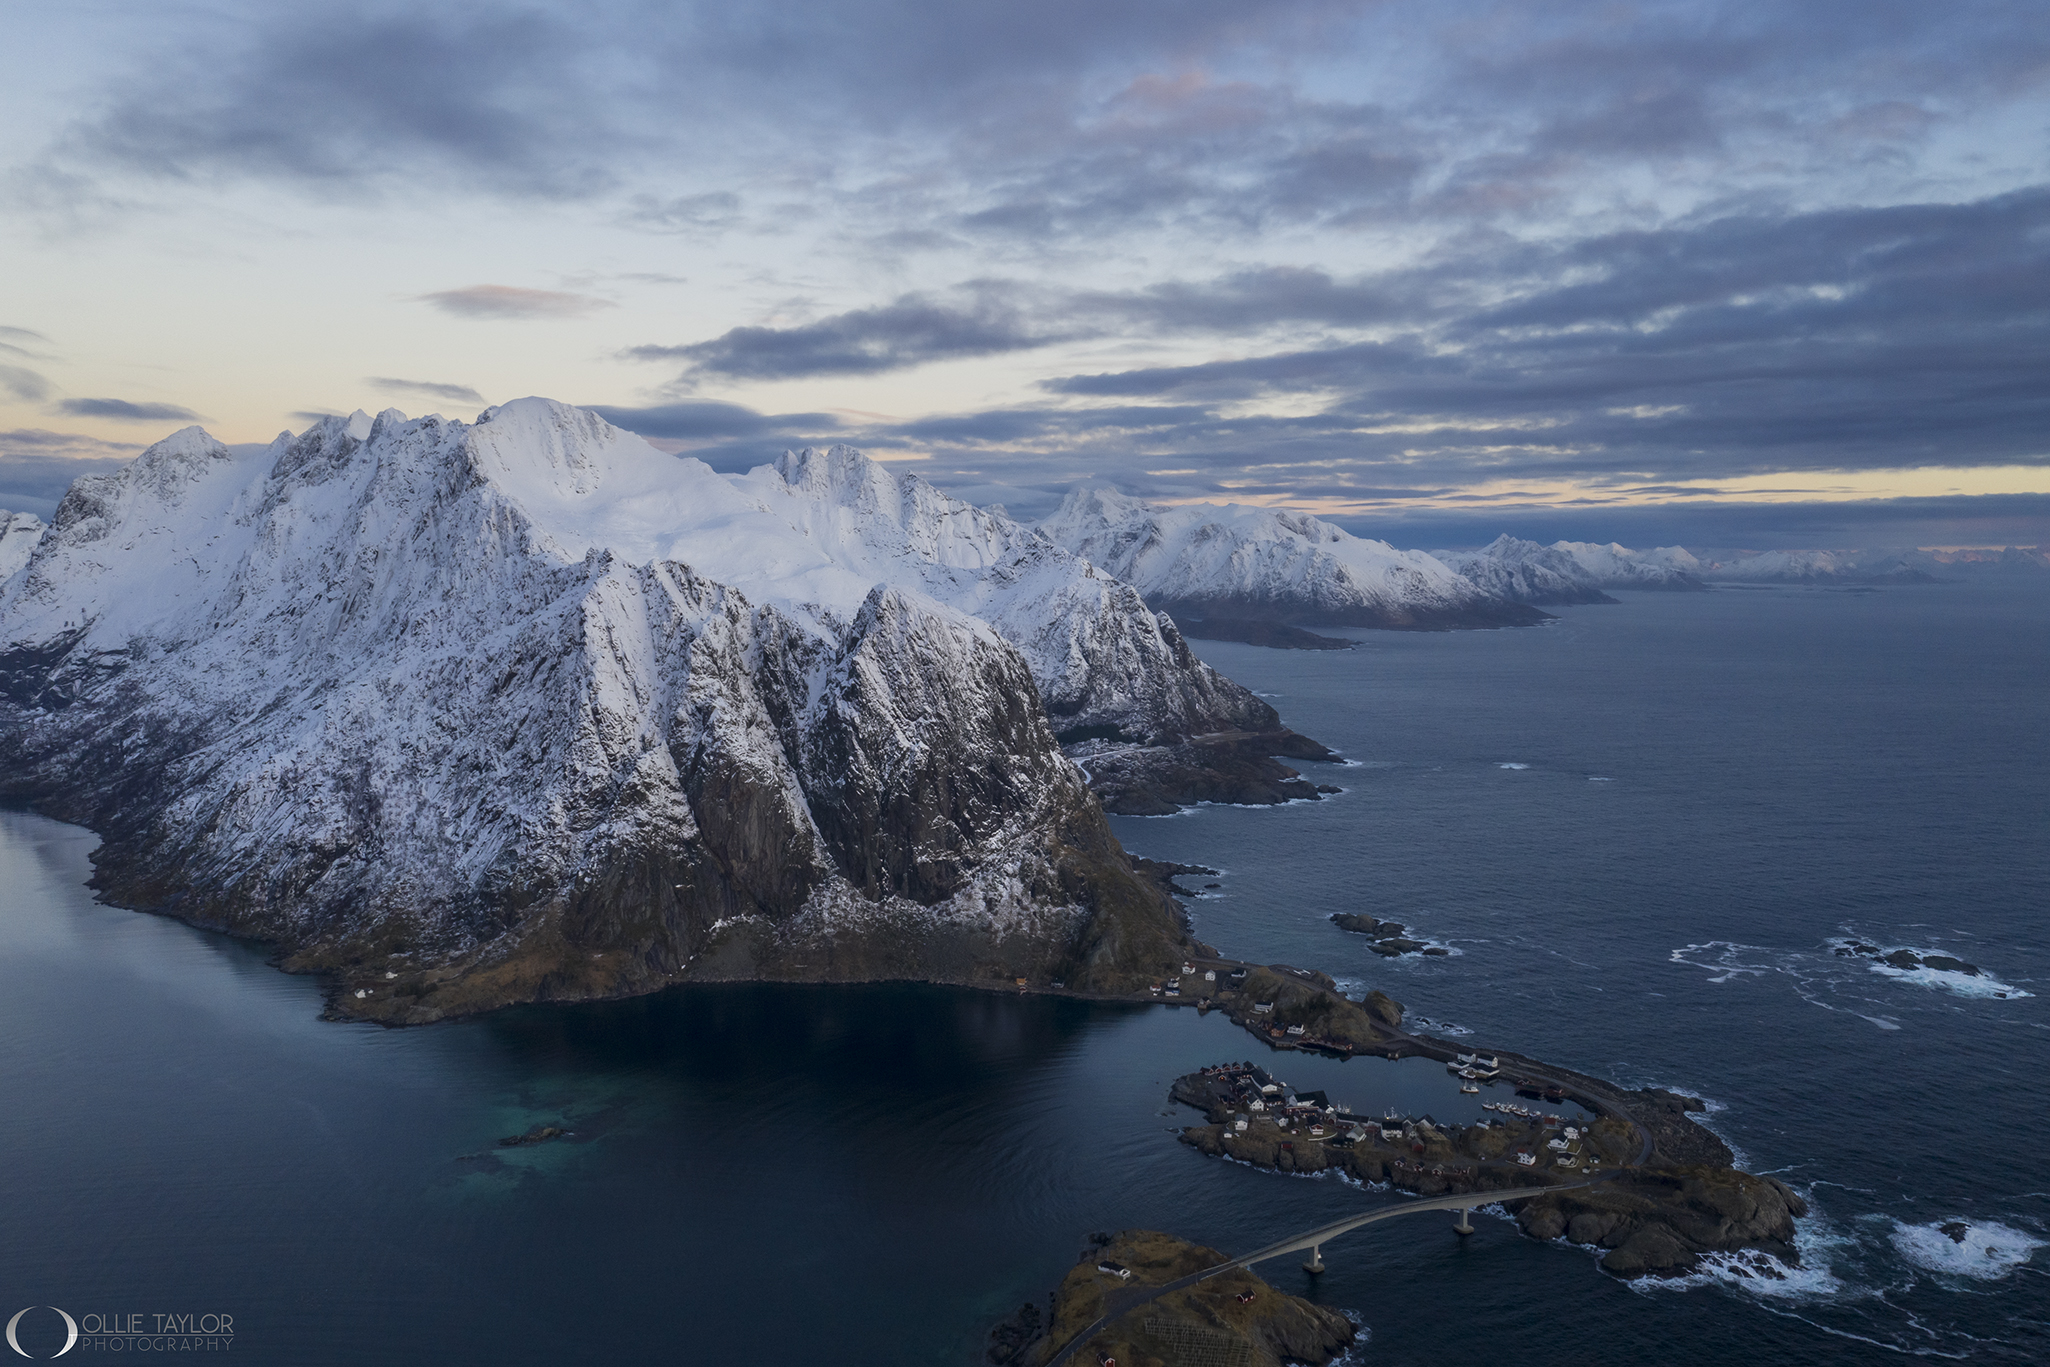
(1452, 1207), (1474, 1236)
(1302, 1243), (1324, 1274)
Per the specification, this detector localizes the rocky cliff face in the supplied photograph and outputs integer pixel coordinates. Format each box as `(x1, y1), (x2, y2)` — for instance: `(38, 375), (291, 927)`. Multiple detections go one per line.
(0, 511), (44, 581)
(1038, 486), (1547, 629)
(0, 401), (1194, 1020)
(734, 447), (1276, 744)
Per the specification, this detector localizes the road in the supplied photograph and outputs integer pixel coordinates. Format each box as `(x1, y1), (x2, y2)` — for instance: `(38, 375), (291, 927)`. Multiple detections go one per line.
(1040, 994), (1655, 1366)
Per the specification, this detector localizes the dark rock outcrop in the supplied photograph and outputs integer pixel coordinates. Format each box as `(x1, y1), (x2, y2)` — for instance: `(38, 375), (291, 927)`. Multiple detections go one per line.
(1173, 618), (1355, 650)
(1514, 1167), (1807, 1277)
(1016, 1229), (1354, 1367)
(1068, 730), (1343, 815)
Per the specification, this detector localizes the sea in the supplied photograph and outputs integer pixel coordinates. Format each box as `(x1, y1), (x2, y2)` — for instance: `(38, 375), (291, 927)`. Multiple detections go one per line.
(1, 581), (2044, 1364)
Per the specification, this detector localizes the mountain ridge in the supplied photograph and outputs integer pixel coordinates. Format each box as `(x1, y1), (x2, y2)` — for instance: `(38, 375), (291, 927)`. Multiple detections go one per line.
(0, 400), (1213, 1021)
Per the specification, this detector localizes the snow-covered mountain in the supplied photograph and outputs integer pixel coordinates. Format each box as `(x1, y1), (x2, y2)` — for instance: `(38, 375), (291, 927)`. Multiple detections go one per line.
(1037, 487), (1546, 629)
(0, 511), (44, 582)
(0, 401), (1204, 1021)
(730, 448), (1273, 744)
(1431, 535), (1707, 604)
(1690, 548), (1938, 584)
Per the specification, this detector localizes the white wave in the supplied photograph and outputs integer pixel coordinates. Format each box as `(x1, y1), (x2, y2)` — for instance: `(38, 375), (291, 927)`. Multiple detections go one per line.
(1667, 941), (1773, 983)
(1635, 1191), (1858, 1303)
(1636, 1246), (1848, 1301)
(1890, 1219), (2045, 1280)
(1587, 776), (1613, 782)
(1324, 1311), (1372, 1366)
(1866, 961), (2033, 1000)
(1497, 762), (1531, 769)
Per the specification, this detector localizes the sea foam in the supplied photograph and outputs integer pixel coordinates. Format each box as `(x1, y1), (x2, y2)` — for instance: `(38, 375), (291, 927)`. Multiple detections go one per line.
(1865, 959), (2033, 1000)
(1890, 1220), (2044, 1280)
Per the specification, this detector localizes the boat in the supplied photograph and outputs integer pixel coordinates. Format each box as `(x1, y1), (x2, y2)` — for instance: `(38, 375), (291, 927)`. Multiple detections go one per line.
(1460, 1082), (1479, 1094)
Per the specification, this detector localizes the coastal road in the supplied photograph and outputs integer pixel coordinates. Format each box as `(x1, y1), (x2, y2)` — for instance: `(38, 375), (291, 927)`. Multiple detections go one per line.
(1040, 998), (1656, 1367)
(1042, 1175), (1621, 1367)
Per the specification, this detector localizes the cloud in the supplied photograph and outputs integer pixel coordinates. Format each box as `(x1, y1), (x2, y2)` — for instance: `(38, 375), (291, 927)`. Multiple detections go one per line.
(630, 286), (1076, 382)
(0, 429), (140, 517)
(53, 397), (202, 422)
(367, 376), (485, 406)
(621, 192), (742, 235)
(584, 400), (839, 441)
(417, 285), (614, 321)
(0, 366), (51, 403)
(51, 10), (623, 200)
(0, 327), (55, 362)
(14, 2), (2050, 528)
(997, 187), (2050, 486)
(0, 427), (140, 456)
(16, 0), (2050, 251)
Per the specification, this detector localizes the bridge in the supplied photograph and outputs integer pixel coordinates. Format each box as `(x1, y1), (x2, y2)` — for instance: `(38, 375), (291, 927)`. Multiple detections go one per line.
(1042, 1042), (1655, 1366)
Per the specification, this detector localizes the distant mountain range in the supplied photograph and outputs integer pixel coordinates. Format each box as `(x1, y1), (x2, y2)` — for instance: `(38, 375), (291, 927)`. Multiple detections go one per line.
(1428, 534), (1706, 606)
(1032, 492), (2043, 621)
(1037, 487), (1548, 628)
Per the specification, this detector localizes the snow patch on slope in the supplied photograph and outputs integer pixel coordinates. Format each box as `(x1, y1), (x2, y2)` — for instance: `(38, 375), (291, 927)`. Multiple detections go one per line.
(0, 511), (45, 583)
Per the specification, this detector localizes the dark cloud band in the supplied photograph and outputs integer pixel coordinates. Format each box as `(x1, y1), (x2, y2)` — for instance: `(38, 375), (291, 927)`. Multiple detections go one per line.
(54, 398), (201, 422)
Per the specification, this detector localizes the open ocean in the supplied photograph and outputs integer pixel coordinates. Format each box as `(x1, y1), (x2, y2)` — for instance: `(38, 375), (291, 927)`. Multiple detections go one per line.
(2, 580), (2044, 1363)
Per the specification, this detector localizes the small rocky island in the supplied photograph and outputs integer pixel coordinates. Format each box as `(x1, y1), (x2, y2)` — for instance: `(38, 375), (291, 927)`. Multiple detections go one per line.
(1329, 912), (1450, 957)
(1835, 941), (1983, 976)
(988, 1230), (1355, 1366)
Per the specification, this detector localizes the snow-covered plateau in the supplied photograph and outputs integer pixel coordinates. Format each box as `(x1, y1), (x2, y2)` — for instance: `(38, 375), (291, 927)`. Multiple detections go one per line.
(0, 400), (1235, 1021)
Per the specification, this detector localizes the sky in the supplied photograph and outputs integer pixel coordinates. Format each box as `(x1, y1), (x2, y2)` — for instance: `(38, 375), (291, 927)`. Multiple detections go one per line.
(3, 0), (2047, 547)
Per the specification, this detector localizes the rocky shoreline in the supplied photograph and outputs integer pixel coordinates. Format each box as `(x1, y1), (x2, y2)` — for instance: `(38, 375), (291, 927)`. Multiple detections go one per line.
(989, 1229), (1355, 1367)
(1150, 592), (1553, 632)
(1027, 941), (1808, 1287)
(1173, 618), (1355, 650)
(1172, 1062), (1805, 1279)
(1067, 729), (1345, 816)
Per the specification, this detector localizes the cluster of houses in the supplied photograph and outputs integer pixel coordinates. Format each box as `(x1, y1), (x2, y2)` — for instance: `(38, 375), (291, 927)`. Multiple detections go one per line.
(1192, 1061), (1373, 1141)
(1188, 1060), (1594, 1171)
(1149, 963), (1243, 999)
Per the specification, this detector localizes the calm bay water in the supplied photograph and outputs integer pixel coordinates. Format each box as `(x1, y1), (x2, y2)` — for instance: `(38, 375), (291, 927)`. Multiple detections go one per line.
(2, 581), (2044, 1362)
